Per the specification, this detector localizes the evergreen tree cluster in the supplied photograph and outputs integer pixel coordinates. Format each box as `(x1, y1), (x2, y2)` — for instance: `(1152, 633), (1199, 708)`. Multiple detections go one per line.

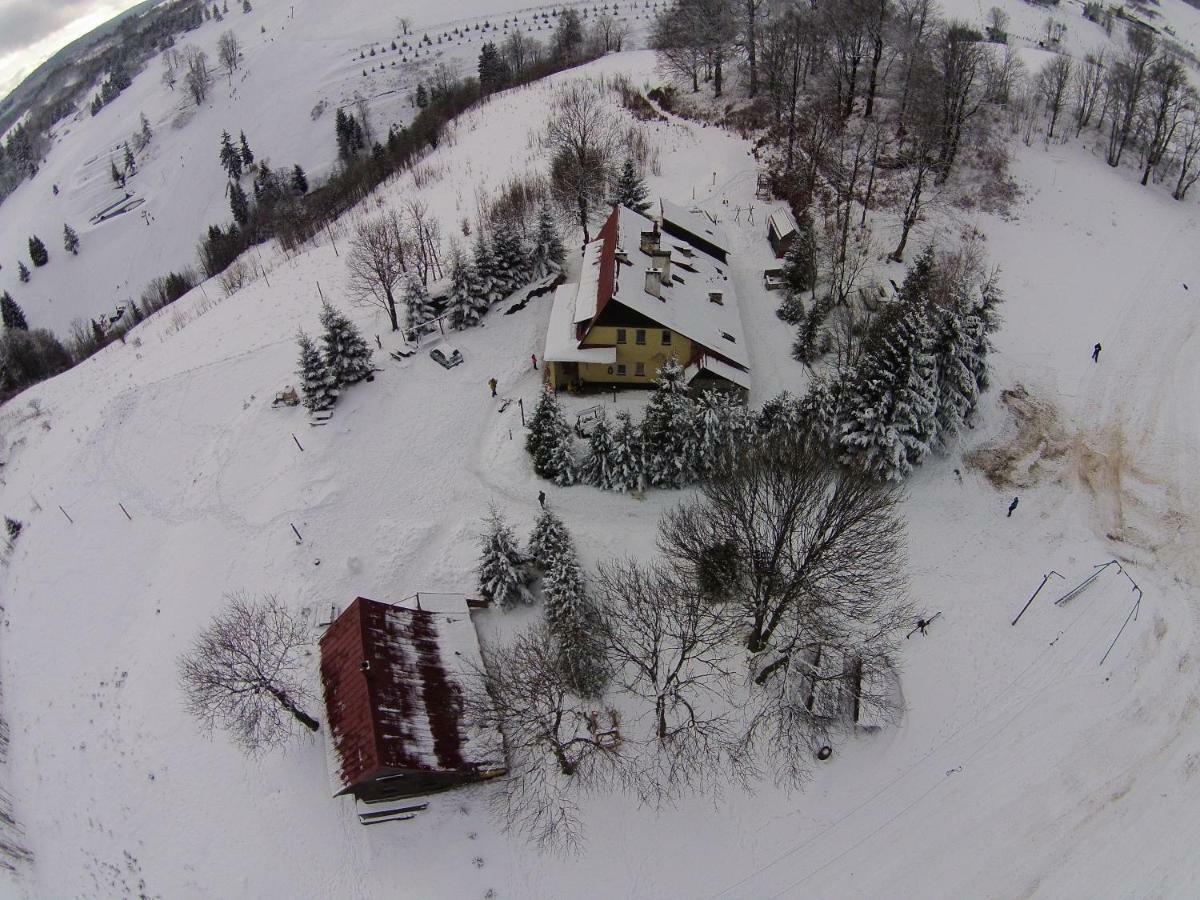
(609, 155), (650, 214)
(293, 302), (374, 411)
(477, 507), (535, 609)
(334, 109), (366, 161)
(446, 205), (563, 331)
(806, 246), (1003, 481)
(525, 359), (754, 492)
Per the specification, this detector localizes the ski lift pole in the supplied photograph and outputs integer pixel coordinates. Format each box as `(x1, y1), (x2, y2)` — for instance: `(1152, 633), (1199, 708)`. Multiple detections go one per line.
(1012, 571), (1064, 626)
(1099, 593), (1143, 667)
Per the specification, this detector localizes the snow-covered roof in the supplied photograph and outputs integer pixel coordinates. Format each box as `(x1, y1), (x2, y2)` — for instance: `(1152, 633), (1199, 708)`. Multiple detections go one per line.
(603, 206), (749, 370)
(685, 353), (752, 391)
(544, 285), (617, 364)
(574, 239), (605, 323)
(768, 209), (797, 239)
(319, 596), (505, 797)
(659, 198), (730, 255)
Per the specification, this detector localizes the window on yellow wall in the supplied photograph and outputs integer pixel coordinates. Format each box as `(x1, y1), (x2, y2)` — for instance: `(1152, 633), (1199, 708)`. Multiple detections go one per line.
(616, 328), (627, 344)
(636, 329), (646, 345)
(617, 364), (627, 376)
(662, 330), (672, 345)
(635, 362), (645, 377)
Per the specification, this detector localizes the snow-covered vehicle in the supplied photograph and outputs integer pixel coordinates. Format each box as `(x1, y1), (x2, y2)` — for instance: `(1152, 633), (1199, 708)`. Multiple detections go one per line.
(430, 345), (464, 369)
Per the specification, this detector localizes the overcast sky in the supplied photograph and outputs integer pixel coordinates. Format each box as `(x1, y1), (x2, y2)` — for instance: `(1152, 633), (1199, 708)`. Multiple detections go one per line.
(0, 0), (145, 100)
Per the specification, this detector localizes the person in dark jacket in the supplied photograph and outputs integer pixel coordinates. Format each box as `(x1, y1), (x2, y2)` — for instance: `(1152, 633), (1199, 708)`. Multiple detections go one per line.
(1092, 343), (1101, 363)
(1007, 496), (1019, 517)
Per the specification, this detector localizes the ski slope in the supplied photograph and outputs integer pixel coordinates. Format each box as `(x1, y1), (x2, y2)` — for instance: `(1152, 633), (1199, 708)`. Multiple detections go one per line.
(0, 0), (655, 336)
(1, 5), (1199, 899)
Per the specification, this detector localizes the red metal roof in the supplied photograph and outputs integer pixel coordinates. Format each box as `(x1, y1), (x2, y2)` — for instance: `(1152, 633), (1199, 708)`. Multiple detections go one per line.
(319, 597), (496, 795)
(579, 207), (620, 341)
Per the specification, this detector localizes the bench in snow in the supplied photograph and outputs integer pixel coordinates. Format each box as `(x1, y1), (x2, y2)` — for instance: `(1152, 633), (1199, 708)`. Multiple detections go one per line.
(810, 647), (845, 719)
(575, 405), (605, 437)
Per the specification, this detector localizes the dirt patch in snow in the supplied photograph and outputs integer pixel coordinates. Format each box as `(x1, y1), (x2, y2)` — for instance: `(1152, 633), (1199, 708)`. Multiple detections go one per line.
(969, 385), (1199, 581)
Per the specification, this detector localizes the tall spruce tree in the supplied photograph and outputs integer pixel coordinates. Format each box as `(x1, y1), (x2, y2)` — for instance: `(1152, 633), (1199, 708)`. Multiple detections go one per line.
(530, 204), (566, 278)
(478, 41), (506, 95)
(610, 155), (650, 213)
(579, 413), (618, 489)
(641, 358), (699, 487)
(533, 511), (606, 697)
(239, 131), (254, 167)
(839, 296), (937, 481)
(694, 390), (749, 476)
(1, 292), (28, 330)
(446, 246), (475, 330)
(319, 301), (374, 385)
(478, 507), (534, 609)
(17, 261), (30, 283)
(467, 231), (496, 318)
(111, 158), (124, 187)
(63, 224), (80, 255)
(296, 330), (337, 410)
(402, 273), (437, 335)
(929, 295), (977, 452)
(229, 179), (250, 226)
(783, 208), (818, 295)
(526, 388), (577, 485)
(123, 141), (136, 175)
(290, 164), (308, 194)
(27, 236), (48, 267)
(608, 409), (644, 491)
(219, 130), (242, 178)
(490, 218), (529, 297)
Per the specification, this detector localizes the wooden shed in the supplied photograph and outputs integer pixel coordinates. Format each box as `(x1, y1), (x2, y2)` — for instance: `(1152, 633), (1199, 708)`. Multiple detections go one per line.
(767, 209), (798, 258)
(319, 596), (505, 803)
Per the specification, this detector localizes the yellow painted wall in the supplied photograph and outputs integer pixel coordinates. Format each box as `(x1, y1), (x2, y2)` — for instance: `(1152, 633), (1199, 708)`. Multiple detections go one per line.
(577, 325), (693, 385)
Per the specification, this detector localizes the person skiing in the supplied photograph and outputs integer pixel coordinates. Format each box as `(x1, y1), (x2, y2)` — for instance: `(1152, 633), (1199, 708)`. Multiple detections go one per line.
(531, 353), (539, 370)
(488, 377), (498, 397)
(917, 618), (928, 636)
(1092, 343), (1101, 363)
(1007, 496), (1019, 518)
(538, 490), (546, 509)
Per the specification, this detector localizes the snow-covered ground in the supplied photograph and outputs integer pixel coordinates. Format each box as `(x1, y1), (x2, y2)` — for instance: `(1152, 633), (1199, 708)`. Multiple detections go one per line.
(2, 2), (1200, 897)
(0, 0), (655, 336)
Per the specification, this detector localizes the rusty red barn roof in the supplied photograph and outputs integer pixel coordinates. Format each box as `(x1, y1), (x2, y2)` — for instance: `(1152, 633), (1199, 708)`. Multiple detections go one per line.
(319, 597), (503, 796)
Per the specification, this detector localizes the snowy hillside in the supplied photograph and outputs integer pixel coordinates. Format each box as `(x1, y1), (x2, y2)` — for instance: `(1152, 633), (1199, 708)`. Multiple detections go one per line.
(1, 1), (1200, 898)
(0, 0), (654, 336)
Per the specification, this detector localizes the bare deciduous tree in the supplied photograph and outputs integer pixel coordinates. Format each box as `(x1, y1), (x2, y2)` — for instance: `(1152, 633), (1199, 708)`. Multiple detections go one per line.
(1104, 26), (1156, 167)
(183, 47), (212, 106)
(217, 30), (242, 78)
(1037, 54), (1073, 139)
(1139, 53), (1187, 186)
(595, 559), (753, 804)
(1073, 48), (1106, 135)
(466, 625), (622, 852)
(658, 435), (910, 661)
(1171, 107), (1200, 200)
(346, 213), (406, 330)
(546, 83), (618, 243)
(161, 47), (179, 91)
(178, 592), (319, 753)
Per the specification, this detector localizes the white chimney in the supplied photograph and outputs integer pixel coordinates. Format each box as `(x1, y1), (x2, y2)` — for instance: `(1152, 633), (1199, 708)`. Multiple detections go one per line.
(659, 256), (672, 285)
(645, 269), (662, 298)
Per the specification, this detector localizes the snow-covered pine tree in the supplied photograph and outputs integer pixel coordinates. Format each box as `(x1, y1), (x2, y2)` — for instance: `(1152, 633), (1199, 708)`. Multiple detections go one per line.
(543, 546), (606, 696)
(528, 507), (571, 572)
(17, 261), (30, 283)
(525, 388), (577, 485)
(27, 236), (48, 268)
(478, 507), (534, 609)
(964, 270), (1003, 399)
(290, 164), (308, 195)
(239, 131), (255, 167)
(402, 273), (438, 336)
(1, 292), (29, 330)
(608, 409), (644, 492)
(756, 391), (805, 437)
(694, 389), (750, 476)
(785, 207), (817, 292)
(530, 204), (566, 279)
(641, 358), (699, 487)
(123, 142), (136, 175)
(446, 246), (474, 330)
(229, 179), (250, 226)
(219, 130), (242, 179)
(610, 155), (650, 213)
(63, 224), (80, 255)
(776, 291), (805, 325)
(319, 301), (374, 385)
(110, 158), (123, 187)
(579, 413), (619, 489)
(798, 374), (847, 451)
(792, 294), (832, 364)
(838, 296), (937, 480)
(466, 231), (496, 320)
(139, 112), (153, 147)
(929, 295), (977, 452)
(296, 330), (337, 410)
(491, 218), (531, 297)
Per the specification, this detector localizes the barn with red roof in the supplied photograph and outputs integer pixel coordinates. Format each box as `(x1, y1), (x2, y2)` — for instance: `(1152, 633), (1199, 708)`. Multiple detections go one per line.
(319, 596), (506, 804)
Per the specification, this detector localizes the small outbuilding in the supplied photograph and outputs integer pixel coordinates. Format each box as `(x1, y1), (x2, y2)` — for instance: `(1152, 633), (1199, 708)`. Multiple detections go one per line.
(767, 208), (798, 258)
(319, 596), (505, 803)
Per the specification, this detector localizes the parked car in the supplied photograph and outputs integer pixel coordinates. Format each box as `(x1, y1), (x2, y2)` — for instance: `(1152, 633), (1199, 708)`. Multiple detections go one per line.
(430, 345), (464, 369)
